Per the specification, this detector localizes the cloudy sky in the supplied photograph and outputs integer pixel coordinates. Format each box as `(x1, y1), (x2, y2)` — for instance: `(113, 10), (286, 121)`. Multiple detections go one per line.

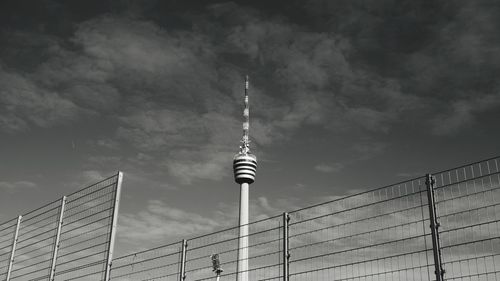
(1, 0), (500, 255)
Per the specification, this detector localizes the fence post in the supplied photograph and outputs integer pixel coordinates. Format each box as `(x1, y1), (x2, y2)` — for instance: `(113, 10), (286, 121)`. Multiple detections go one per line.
(104, 171), (123, 281)
(6, 215), (22, 281)
(49, 196), (67, 280)
(179, 239), (188, 281)
(425, 174), (445, 281)
(282, 212), (290, 281)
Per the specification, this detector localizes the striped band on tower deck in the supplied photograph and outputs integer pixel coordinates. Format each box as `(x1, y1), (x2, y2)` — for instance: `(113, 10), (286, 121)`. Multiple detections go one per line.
(233, 153), (257, 184)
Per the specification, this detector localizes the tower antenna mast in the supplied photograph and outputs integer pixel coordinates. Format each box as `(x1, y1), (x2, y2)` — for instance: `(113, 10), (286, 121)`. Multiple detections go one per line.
(240, 75), (250, 154)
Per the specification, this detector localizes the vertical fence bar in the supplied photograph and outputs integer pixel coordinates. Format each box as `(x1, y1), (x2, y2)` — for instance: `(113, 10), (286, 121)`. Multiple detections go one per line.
(179, 239), (187, 281)
(6, 215), (22, 281)
(49, 196), (67, 280)
(425, 174), (445, 281)
(282, 212), (289, 281)
(104, 171), (123, 281)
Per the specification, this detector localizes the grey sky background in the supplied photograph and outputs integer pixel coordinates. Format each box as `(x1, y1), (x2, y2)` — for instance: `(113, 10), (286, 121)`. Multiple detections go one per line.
(1, 0), (500, 255)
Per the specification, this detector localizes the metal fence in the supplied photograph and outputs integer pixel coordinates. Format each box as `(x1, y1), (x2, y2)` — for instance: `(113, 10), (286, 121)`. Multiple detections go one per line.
(110, 156), (500, 281)
(110, 241), (183, 280)
(0, 172), (123, 281)
(433, 158), (500, 280)
(287, 175), (431, 281)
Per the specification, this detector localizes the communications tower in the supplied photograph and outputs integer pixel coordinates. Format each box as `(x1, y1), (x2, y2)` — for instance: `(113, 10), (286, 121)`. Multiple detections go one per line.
(233, 75), (257, 281)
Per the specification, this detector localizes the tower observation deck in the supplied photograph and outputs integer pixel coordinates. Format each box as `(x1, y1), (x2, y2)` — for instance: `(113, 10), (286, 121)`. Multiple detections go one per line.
(233, 75), (257, 184)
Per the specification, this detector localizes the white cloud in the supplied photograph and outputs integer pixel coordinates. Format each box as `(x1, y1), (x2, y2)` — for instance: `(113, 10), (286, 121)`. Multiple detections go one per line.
(117, 200), (221, 248)
(314, 163), (344, 173)
(0, 181), (37, 190)
(116, 195), (305, 252)
(92, 138), (121, 149)
(0, 65), (80, 133)
(66, 170), (109, 191)
(431, 93), (500, 136)
(165, 150), (234, 184)
(396, 172), (423, 178)
(116, 110), (241, 183)
(351, 142), (387, 159)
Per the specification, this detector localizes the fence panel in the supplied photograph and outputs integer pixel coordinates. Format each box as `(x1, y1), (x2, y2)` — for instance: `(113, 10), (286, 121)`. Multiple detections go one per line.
(54, 174), (122, 281)
(180, 215), (282, 281)
(0, 172), (122, 281)
(110, 241), (183, 281)
(287, 177), (433, 281)
(9, 199), (62, 280)
(184, 226), (239, 281)
(433, 157), (500, 280)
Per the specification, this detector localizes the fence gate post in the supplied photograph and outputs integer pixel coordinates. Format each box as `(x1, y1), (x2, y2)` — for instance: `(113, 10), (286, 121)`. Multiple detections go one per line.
(282, 212), (290, 281)
(425, 174), (445, 281)
(104, 171), (123, 281)
(179, 239), (188, 281)
(49, 196), (67, 280)
(6, 215), (22, 281)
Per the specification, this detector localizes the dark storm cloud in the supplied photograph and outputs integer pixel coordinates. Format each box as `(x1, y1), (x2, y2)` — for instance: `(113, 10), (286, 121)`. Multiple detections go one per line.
(301, 0), (500, 135)
(1, 0), (500, 184)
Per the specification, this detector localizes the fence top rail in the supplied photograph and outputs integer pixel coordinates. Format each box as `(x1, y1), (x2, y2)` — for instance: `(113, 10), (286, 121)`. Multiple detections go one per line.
(0, 217), (19, 232)
(288, 154), (500, 215)
(430, 155), (500, 176)
(288, 176), (425, 215)
(65, 172), (120, 197)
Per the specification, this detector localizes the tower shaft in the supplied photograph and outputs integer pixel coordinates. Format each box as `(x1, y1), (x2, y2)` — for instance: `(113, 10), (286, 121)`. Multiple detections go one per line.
(237, 183), (249, 281)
